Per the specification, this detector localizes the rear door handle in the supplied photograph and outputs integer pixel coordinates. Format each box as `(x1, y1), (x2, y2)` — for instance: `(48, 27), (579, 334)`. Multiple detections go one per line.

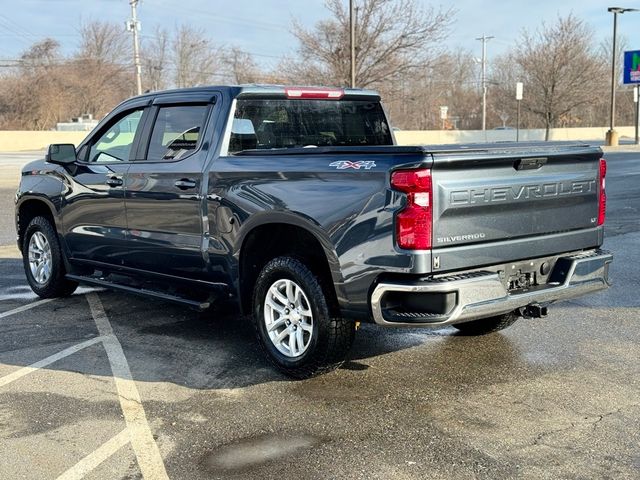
(174, 179), (197, 190)
(106, 176), (123, 187)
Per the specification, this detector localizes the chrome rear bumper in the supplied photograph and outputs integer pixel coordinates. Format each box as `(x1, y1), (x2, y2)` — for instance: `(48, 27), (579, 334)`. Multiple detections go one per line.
(370, 249), (612, 327)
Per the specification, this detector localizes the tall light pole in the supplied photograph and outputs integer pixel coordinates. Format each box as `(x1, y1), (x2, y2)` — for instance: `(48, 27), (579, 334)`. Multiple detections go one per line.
(606, 7), (638, 146)
(127, 0), (143, 96)
(476, 34), (494, 131)
(349, 0), (356, 88)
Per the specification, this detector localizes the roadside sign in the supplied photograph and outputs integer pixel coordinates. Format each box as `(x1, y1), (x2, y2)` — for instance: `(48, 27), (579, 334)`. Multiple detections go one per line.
(516, 82), (523, 100)
(623, 50), (640, 84)
(439, 106), (448, 119)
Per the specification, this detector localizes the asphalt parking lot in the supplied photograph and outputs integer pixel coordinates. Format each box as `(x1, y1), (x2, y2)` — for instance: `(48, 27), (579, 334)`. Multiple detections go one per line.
(1, 150), (639, 479)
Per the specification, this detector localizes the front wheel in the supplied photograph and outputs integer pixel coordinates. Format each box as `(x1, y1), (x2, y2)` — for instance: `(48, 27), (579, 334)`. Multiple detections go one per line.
(22, 216), (78, 298)
(452, 312), (518, 336)
(252, 256), (355, 378)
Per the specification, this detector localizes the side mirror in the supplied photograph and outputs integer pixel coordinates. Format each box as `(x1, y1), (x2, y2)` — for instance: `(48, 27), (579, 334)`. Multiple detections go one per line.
(46, 144), (77, 165)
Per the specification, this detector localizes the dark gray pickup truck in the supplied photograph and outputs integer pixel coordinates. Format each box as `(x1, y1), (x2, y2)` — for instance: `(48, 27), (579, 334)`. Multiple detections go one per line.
(15, 85), (612, 377)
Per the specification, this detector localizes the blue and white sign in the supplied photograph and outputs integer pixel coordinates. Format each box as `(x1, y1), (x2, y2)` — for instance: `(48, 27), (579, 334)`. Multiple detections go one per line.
(623, 50), (640, 84)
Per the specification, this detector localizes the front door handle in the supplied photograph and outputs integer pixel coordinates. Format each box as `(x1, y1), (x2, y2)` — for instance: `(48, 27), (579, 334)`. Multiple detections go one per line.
(174, 179), (197, 190)
(106, 176), (123, 187)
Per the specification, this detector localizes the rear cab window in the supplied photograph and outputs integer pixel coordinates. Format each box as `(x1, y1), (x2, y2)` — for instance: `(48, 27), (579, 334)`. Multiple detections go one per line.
(228, 98), (392, 154)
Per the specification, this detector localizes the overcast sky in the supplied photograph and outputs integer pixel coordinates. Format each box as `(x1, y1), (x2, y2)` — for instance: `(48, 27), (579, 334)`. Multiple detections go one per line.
(0, 0), (638, 68)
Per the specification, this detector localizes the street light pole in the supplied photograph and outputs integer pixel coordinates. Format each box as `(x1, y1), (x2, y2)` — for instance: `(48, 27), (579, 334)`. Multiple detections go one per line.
(476, 34), (494, 131)
(349, 0), (356, 88)
(606, 7), (639, 146)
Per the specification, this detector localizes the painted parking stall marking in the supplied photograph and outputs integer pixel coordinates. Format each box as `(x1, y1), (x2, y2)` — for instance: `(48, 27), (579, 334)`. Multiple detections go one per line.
(86, 292), (169, 480)
(0, 297), (54, 319)
(0, 293), (169, 479)
(55, 429), (131, 480)
(0, 336), (103, 388)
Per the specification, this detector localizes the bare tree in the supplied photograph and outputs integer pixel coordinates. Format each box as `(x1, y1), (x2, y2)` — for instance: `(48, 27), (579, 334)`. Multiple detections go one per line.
(285, 0), (454, 88)
(222, 47), (261, 84)
(68, 21), (131, 119)
(142, 27), (170, 91)
(171, 25), (223, 88)
(513, 15), (607, 140)
(77, 21), (130, 65)
(490, 54), (530, 130)
(0, 25), (133, 130)
(381, 51), (480, 130)
(0, 39), (69, 129)
(19, 38), (60, 71)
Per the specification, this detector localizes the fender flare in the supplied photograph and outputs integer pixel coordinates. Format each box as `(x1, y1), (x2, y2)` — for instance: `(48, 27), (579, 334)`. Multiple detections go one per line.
(15, 194), (61, 249)
(234, 210), (348, 307)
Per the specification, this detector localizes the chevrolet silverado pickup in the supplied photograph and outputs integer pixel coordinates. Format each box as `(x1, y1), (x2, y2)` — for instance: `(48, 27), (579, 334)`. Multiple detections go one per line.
(15, 85), (612, 377)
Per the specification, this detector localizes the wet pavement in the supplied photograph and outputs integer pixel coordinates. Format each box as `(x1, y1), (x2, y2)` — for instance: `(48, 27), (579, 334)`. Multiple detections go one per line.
(0, 150), (638, 479)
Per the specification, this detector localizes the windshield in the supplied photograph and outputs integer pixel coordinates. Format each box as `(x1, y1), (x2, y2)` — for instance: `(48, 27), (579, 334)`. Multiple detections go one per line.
(228, 98), (392, 153)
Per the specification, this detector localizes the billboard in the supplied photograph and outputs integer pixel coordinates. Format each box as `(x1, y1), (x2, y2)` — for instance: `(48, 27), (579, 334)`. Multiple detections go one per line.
(624, 50), (640, 84)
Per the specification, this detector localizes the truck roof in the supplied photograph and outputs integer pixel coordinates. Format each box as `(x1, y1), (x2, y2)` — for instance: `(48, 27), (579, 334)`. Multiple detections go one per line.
(130, 84), (381, 101)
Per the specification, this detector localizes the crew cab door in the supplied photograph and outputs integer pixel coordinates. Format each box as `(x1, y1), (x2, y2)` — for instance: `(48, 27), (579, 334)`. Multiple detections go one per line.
(123, 95), (217, 279)
(62, 105), (148, 266)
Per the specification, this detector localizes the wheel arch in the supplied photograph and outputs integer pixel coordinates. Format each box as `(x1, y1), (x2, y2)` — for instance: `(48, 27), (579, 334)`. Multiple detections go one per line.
(16, 196), (59, 252)
(235, 212), (346, 316)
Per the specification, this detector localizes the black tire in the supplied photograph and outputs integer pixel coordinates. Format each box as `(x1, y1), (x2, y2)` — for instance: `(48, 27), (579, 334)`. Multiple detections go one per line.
(452, 312), (518, 336)
(22, 216), (78, 298)
(251, 256), (355, 379)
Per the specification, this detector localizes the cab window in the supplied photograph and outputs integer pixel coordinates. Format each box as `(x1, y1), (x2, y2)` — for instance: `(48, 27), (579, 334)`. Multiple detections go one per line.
(228, 99), (392, 153)
(88, 109), (144, 163)
(146, 105), (209, 161)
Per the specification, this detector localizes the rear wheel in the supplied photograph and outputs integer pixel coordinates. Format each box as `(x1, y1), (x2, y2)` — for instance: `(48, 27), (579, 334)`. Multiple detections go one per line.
(252, 256), (355, 378)
(22, 216), (78, 298)
(452, 312), (518, 336)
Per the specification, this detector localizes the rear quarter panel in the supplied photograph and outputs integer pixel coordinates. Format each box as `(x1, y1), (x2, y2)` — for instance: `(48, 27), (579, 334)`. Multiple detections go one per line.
(206, 152), (430, 316)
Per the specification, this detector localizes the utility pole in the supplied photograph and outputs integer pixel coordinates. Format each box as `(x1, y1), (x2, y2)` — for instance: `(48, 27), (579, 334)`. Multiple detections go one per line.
(127, 0), (142, 95)
(349, 0), (356, 88)
(476, 34), (494, 131)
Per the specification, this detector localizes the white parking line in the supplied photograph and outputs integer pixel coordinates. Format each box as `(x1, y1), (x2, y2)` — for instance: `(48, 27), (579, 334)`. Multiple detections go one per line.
(55, 429), (130, 480)
(0, 298), (54, 319)
(86, 292), (169, 480)
(0, 286), (100, 303)
(0, 336), (103, 388)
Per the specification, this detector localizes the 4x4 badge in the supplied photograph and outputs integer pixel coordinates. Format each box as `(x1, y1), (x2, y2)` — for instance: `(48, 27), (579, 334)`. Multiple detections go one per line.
(329, 160), (376, 170)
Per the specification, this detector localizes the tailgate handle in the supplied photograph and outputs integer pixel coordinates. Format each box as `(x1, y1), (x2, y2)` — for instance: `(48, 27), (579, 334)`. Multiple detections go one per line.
(516, 157), (547, 170)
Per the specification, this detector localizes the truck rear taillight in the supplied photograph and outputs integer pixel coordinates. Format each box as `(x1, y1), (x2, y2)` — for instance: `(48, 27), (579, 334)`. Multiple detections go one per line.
(391, 168), (432, 250)
(284, 87), (344, 99)
(598, 158), (606, 226)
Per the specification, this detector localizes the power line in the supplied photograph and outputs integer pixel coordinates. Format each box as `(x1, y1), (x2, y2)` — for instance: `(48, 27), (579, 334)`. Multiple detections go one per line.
(152, 0), (290, 32)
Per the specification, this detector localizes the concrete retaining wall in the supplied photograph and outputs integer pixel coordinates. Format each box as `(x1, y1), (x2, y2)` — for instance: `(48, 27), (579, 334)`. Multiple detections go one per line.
(0, 131), (89, 151)
(394, 126), (637, 145)
(0, 126), (637, 151)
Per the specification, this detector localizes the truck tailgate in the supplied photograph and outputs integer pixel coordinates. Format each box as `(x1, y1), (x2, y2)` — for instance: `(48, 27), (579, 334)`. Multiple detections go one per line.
(431, 145), (602, 250)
